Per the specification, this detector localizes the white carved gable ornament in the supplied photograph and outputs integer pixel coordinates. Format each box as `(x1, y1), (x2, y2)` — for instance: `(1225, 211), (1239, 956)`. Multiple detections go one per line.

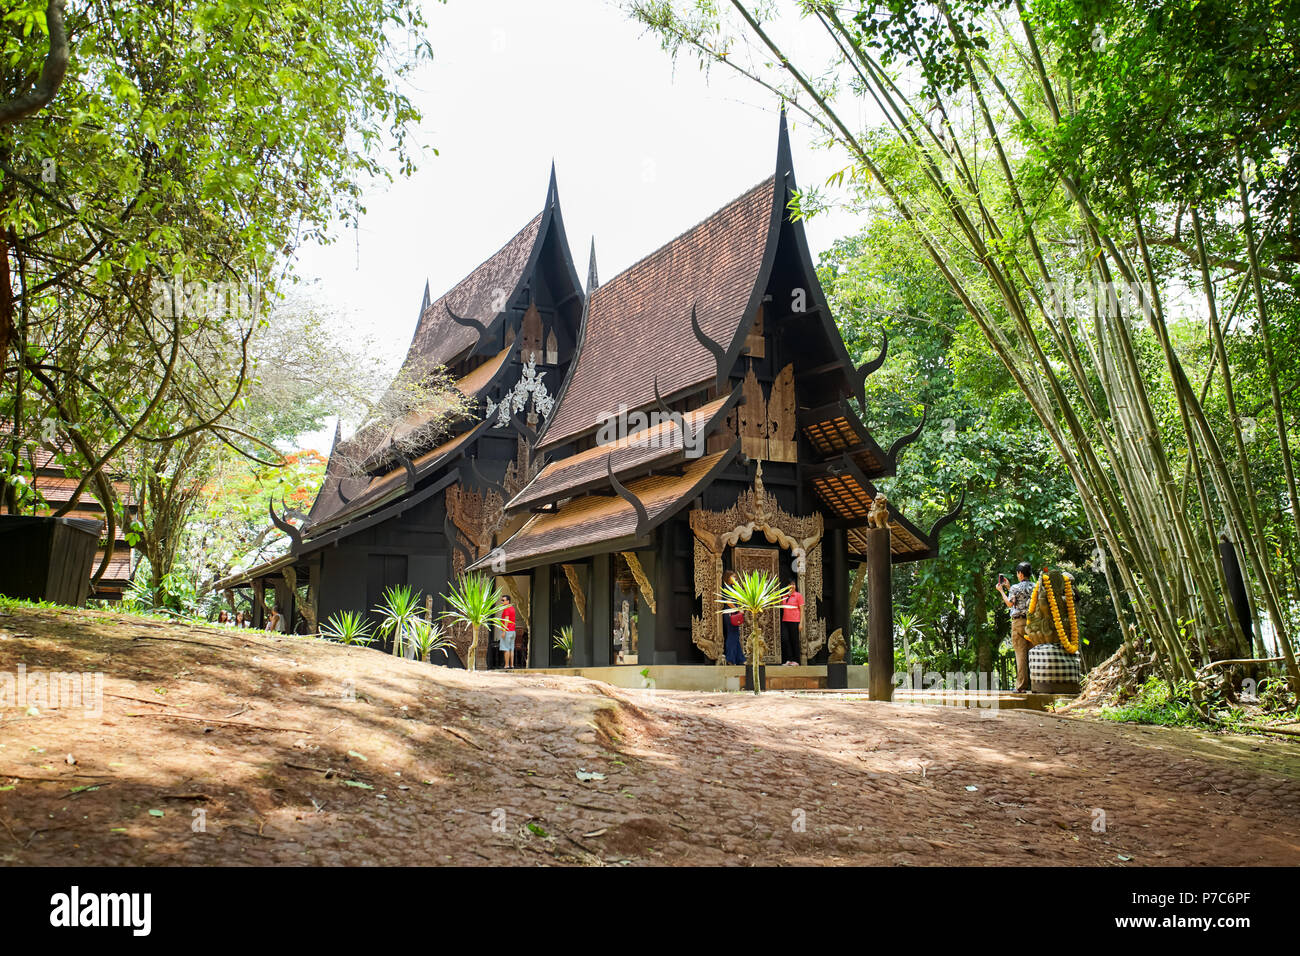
(486, 352), (554, 427)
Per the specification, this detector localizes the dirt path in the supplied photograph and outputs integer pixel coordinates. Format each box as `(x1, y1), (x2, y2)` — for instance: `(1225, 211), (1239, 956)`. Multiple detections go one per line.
(1, 604), (1297, 866)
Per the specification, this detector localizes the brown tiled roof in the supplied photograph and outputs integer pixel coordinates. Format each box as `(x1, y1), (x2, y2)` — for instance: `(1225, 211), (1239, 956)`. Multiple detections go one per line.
(406, 213), (544, 369)
(454, 346), (514, 400)
(304, 425), (483, 536)
(800, 406), (889, 477)
(506, 395), (732, 512)
(847, 521), (930, 563)
(539, 178), (778, 450)
(812, 471), (875, 524)
(90, 553), (133, 586)
(832, 474), (935, 563)
(305, 342), (515, 530)
(304, 207), (545, 533)
(485, 449), (732, 570)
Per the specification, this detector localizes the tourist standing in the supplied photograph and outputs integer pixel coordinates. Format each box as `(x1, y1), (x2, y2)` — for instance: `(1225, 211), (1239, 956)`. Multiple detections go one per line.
(995, 561), (1035, 692)
(500, 600), (517, 669)
(781, 585), (804, 665)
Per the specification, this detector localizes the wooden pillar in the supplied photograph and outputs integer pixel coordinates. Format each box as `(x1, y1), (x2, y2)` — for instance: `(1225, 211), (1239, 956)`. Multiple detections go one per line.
(252, 578), (265, 629)
(591, 554), (612, 666)
(866, 527), (893, 702)
(652, 526), (677, 665)
(826, 528), (850, 652)
(569, 563), (591, 666)
(306, 558), (321, 634)
(530, 566), (551, 668)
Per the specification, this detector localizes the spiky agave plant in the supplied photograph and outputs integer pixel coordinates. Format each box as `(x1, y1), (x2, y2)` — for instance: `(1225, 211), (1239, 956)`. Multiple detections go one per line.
(553, 625), (574, 664)
(319, 610), (376, 647)
(408, 619), (456, 664)
(718, 570), (792, 695)
(374, 585), (426, 658)
(439, 573), (507, 672)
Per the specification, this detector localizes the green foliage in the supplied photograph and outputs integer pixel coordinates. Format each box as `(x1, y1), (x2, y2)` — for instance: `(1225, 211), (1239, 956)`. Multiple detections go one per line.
(122, 561), (198, 617)
(319, 610), (375, 648)
(553, 625), (574, 661)
(407, 619), (454, 664)
(1035, 0), (1299, 216)
(1101, 676), (1213, 728)
(718, 570), (791, 694)
(439, 573), (507, 673)
(1, 0), (441, 578)
(373, 585), (426, 659)
(628, 0), (1300, 698)
(179, 447), (327, 598)
(821, 222), (1126, 681)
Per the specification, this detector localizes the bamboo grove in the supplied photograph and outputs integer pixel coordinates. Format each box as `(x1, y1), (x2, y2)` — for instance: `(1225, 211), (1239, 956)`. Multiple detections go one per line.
(629, 0), (1300, 692)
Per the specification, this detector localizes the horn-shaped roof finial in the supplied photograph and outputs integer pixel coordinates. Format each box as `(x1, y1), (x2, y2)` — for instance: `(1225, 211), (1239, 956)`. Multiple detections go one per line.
(587, 238), (599, 293)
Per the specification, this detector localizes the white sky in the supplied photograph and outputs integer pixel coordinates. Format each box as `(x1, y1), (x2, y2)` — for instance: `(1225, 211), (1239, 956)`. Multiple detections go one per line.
(291, 0), (858, 451)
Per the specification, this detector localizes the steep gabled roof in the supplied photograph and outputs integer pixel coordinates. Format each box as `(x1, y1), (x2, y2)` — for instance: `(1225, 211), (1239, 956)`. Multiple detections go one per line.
(476, 446), (738, 572)
(302, 348), (512, 533)
(538, 175), (780, 450)
(405, 212), (545, 370)
(301, 168), (585, 537)
(305, 422), (489, 537)
(506, 393), (736, 512)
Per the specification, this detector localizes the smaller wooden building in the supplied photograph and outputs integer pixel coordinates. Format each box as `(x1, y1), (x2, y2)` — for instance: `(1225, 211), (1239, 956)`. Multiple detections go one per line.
(216, 168), (587, 667)
(0, 434), (139, 601)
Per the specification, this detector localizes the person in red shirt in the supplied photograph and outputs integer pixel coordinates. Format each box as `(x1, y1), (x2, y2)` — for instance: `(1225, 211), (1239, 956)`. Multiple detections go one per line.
(781, 585), (804, 665)
(499, 601), (517, 669)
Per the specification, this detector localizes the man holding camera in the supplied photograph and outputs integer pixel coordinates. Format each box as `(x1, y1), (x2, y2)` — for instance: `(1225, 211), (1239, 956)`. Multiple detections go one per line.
(996, 561), (1035, 693)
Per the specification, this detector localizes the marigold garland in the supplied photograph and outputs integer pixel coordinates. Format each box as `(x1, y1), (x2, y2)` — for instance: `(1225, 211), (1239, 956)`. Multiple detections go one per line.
(1038, 570), (1079, 654)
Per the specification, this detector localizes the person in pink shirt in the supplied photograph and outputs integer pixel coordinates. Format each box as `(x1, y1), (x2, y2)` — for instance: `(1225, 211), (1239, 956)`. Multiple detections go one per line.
(781, 585), (804, 665)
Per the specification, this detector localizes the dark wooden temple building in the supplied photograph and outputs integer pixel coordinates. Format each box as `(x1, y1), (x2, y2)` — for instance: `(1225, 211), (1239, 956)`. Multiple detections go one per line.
(216, 169), (586, 667)
(472, 115), (958, 671)
(220, 115), (958, 683)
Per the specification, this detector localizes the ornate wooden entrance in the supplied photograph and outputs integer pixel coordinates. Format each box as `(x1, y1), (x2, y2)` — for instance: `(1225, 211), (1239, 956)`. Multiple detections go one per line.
(689, 464), (826, 664)
(732, 546), (781, 663)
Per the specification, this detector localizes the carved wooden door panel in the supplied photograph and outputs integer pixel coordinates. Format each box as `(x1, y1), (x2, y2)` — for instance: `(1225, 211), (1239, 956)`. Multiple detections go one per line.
(731, 546), (781, 663)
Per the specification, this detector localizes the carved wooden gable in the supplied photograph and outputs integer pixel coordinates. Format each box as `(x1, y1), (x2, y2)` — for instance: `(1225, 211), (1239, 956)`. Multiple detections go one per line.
(725, 362), (797, 463)
(519, 303), (545, 359)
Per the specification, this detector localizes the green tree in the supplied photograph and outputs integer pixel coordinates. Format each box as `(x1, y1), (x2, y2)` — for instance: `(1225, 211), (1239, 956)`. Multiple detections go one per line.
(1, 0), (440, 583)
(820, 219), (1125, 679)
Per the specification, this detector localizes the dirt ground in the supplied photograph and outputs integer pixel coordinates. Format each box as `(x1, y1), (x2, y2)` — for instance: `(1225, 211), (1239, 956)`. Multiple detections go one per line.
(2, 604), (1298, 866)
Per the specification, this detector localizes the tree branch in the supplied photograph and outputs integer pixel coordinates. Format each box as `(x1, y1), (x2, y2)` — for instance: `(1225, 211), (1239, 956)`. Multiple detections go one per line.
(0, 0), (70, 126)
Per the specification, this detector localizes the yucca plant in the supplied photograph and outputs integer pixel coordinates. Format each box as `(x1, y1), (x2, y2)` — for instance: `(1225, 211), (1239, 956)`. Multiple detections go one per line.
(719, 570), (792, 695)
(439, 573), (507, 672)
(894, 611), (925, 688)
(374, 585), (426, 658)
(553, 625), (574, 665)
(408, 619), (456, 664)
(319, 610), (376, 647)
